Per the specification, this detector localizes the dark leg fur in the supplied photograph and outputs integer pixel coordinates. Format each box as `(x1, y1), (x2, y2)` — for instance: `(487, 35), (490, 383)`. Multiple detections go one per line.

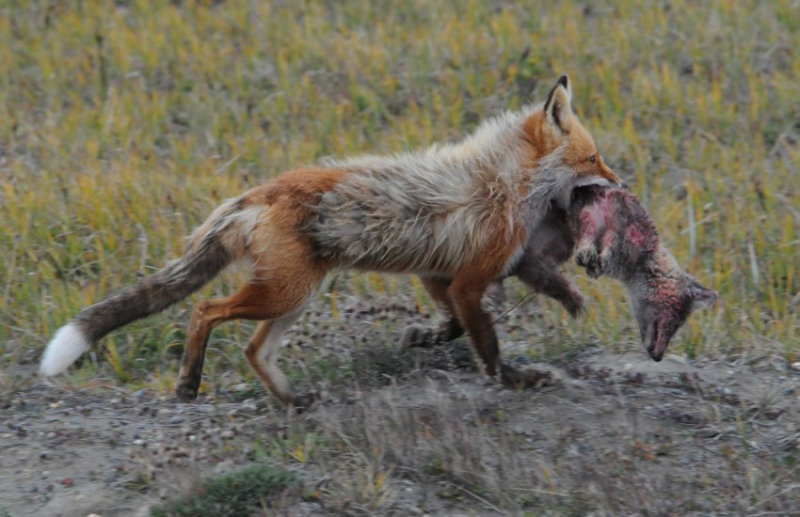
(515, 257), (584, 317)
(400, 276), (465, 349)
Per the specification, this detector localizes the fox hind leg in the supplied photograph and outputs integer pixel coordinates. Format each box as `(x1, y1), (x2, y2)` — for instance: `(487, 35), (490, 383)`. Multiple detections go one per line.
(175, 269), (325, 406)
(175, 292), (250, 403)
(245, 306), (318, 411)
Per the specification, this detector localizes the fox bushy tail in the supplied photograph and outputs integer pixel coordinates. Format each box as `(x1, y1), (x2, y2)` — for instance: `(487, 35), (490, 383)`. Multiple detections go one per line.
(40, 197), (249, 376)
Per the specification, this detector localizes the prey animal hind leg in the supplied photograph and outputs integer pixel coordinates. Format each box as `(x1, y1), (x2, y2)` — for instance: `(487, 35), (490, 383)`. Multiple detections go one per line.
(514, 258), (585, 318)
(399, 276), (465, 349)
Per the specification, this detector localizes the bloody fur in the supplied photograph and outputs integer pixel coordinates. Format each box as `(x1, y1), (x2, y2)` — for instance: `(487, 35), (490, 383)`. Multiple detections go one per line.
(570, 186), (717, 361)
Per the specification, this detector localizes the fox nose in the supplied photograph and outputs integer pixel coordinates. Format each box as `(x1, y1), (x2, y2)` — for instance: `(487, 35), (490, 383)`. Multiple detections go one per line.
(620, 182), (629, 189)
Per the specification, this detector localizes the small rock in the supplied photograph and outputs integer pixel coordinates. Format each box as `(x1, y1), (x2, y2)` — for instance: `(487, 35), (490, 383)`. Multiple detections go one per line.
(59, 477), (74, 487)
(665, 354), (688, 365)
(168, 416), (184, 424)
(790, 362), (800, 372)
(133, 439), (145, 446)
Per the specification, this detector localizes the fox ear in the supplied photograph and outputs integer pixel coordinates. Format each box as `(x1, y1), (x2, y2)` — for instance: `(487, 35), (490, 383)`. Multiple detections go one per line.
(689, 284), (718, 312)
(544, 75), (574, 134)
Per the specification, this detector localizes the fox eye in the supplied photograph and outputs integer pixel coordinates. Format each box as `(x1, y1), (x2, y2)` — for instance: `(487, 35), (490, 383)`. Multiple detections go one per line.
(589, 155), (596, 164)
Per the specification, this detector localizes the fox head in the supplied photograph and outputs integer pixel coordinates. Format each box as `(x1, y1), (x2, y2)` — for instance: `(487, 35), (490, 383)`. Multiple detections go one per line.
(630, 269), (718, 362)
(524, 75), (624, 206)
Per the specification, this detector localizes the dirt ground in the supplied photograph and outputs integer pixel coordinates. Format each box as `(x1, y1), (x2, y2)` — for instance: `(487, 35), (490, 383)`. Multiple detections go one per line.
(2, 328), (799, 516)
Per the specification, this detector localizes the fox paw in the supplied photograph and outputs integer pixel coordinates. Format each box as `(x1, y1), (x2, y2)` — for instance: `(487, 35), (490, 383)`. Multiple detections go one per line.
(499, 364), (558, 390)
(399, 324), (438, 349)
(175, 380), (200, 403)
(290, 392), (320, 413)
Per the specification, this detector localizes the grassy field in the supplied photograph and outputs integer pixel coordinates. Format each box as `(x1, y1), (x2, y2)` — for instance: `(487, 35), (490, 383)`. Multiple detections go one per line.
(2, 0), (797, 380)
(0, 0), (799, 514)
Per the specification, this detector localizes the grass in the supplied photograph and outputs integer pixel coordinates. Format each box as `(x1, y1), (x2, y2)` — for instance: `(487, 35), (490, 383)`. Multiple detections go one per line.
(2, 0), (796, 382)
(150, 463), (299, 517)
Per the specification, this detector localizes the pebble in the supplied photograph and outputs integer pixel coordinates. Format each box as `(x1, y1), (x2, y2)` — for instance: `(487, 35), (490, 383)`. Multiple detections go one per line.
(132, 439), (145, 446)
(168, 416), (185, 424)
(665, 354), (688, 365)
(790, 362), (800, 372)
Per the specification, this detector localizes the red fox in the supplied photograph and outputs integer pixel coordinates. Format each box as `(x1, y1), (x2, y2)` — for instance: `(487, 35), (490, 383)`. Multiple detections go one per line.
(40, 75), (623, 409)
(403, 186), (717, 362)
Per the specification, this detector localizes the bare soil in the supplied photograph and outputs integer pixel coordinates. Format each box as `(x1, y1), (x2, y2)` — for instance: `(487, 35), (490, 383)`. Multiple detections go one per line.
(2, 340), (799, 516)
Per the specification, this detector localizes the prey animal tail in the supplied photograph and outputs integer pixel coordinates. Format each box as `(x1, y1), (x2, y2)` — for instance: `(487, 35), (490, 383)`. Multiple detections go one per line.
(40, 197), (251, 376)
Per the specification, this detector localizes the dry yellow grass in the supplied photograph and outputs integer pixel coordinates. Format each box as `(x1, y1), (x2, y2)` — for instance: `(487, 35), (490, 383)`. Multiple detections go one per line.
(1, 0), (798, 383)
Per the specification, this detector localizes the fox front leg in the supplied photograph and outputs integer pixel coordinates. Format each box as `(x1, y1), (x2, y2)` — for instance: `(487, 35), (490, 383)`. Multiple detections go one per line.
(400, 276), (465, 349)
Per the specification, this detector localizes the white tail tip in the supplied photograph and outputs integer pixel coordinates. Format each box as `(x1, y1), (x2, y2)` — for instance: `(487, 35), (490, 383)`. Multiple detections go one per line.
(40, 323), (91, 376)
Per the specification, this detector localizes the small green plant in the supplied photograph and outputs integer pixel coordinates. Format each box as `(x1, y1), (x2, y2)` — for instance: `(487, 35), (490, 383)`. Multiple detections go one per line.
(150, 464), (299, 517)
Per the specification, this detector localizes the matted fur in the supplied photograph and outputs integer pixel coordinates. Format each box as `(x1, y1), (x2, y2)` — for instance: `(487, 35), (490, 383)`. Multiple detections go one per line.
(312, 105), (579, 276)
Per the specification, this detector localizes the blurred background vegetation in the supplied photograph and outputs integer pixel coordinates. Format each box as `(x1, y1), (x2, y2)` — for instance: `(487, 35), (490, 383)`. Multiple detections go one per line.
(1, 0), (798, 386)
